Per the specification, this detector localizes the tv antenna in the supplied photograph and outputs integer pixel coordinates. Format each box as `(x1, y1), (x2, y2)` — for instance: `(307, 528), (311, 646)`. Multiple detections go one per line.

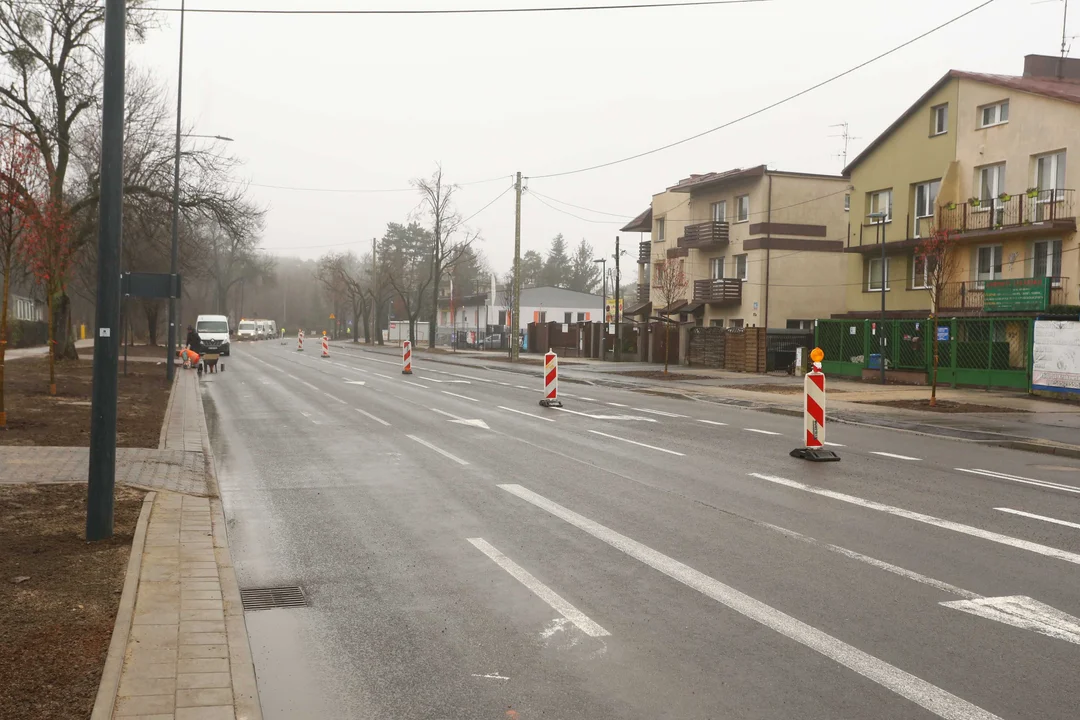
(829, 123), (860, 171)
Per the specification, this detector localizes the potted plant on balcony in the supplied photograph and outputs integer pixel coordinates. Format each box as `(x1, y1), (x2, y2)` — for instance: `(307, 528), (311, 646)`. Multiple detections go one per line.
(998, 191), (1012, 203)
(968, 196), (981, 208)
(1026, 186), (1040, 199)
(946, 201), (957, 211)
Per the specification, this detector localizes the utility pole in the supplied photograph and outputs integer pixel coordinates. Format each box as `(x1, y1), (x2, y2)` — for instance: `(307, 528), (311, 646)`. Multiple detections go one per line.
(614, 235), (621, 363)
(829, 122), (860, 171)
(371, 237), (378, 344)
(86, 0), (126, 542)
(511, 171), (522, 361)
(166, 0), (186, 384)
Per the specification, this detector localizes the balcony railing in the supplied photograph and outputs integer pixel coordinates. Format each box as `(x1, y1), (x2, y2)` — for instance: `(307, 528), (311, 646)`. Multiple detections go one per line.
(638, 241), (651, 264)
(693, 278), (742, 304)
(936, 277), (1069, 312)
(667, 246), (688, 259)
(681, 221), (730, 250)
(637, 283), (650, 303)
(938, 189), (1074, 235)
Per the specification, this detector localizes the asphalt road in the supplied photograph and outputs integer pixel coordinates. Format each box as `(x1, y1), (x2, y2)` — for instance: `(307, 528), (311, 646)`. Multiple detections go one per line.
(203, 340), (1080, 720)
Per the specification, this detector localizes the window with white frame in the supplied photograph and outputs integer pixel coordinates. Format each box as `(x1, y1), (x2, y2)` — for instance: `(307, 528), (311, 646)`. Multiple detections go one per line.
(975, 245), (1003, 286)
(786, 319), (814, 330)
(710, 257), (725, 279)
(1033, 239), (1063, 282)
(978, 100), (1009, 128)
(711, 201), (727, 223)
(1035, 151), (1066, 200)
(931, 104), (948, 135)
(734, 254), (748, 281)
(977, 164), (1006, 203)
(709, 319), (724, 328)
(844, 194), (850, 212)
(656, 217), (665, 242)
(869, 189), (892, 222)
(736, 195), (749, 223)
(914, 180), (940, 236)
(729, 318), (744, 329)
(911, 254), (938, 289)
(867, 257), (890, 291)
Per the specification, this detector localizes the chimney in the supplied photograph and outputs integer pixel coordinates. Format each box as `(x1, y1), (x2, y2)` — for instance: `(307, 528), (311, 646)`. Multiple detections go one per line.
(1024, 53), (1080, 81)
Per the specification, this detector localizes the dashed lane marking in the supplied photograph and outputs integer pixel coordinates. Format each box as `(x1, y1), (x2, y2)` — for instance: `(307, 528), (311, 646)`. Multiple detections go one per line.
(407, 435), (469, 465)
(403, 380), (430, 389)
(587, 430), (684, 456)
(995, 508), (1080, 530)
(634, 408), (688, 418)
(745, 428), (781, 436)
(442, 391), (478, 403)
(957, 468), (1080, 495)
(355, 408), (390, 426)
(498, 406), (555, 422)
(871, 452), (921, 461)
(698, 419), (728, 427)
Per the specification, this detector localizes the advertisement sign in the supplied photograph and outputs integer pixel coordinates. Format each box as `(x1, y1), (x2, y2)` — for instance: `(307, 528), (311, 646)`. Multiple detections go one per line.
(605, 298), (624, 323)
(1033, 320), (1080, 393)
(984, 278), (1051, 312)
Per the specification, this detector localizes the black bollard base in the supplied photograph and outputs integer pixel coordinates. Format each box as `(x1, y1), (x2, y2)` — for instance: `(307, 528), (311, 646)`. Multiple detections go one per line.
(790, 447), (841, 462)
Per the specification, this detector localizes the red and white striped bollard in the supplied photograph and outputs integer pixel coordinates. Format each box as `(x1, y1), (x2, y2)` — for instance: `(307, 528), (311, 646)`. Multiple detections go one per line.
(297, 330), (304, 352)
(790, 348), (839, 462)
(321, 335), (330, 358)
(539, 349), (562, 408)
(402, 340), (413, 375)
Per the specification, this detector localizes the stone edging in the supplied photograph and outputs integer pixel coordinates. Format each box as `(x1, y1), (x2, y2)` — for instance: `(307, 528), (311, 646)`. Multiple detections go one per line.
(89, 490), (157, 720)
(157, 372), (179, 450)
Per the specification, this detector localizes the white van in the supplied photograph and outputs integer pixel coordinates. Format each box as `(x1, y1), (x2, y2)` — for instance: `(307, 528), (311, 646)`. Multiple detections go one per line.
(195, 315), (231, 356)
(237, 319), (257, 341)
(267, 320), (277, 339)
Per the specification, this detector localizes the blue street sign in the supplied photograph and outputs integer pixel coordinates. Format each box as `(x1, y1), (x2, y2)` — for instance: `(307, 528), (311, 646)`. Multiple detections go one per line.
(937, 326), (950, 342)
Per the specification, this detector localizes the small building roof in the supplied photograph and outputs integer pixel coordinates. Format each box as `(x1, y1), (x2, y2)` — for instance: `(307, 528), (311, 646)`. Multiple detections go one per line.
(621, 207), (653, 233)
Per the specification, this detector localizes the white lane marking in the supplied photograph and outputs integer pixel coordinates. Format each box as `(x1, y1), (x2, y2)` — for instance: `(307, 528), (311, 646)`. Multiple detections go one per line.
(553, 407), (656, 422)
(286, 373), (301, 382)
(442, 391), (478, 403)
(759, 522), (977, 599)
(431, 408), (490, 429)
(406, 435), (469, 466)
(578, 396), (598, 402)
(355, 355), (399, 366)
(587, 430), (684, 456)
(634, 408), (687, 418)
(299, 411), (321, 426)
(750, 472), (1080, 566)
(403, 380), (430, 389)
(355, 408), (390, 426)
(374, 373), (393, 380)
(871, 451), (921, 461)
(940, 595), (1080, 645)
(498, 484), (1001, 720)
(344, 380), (366, 386)
(301, 381), (320, 392)
(560, 393), (577, 398)
(496, 382), (512, 387)
(745, 428), (781, 436)
(957, 468), (1080, 495)
(824, 441), (845, 447)
(498, 406), (555, 422)
(607, 402), (629, 408)
(471, 673), (510, 681)
(448, 372), (489, 383)
(697, 419), (728, 427)
(515, 385), (530, 390)
(466, 538), (609, 638)
(323, 392), (347, 405)
(995, 508), (1080, 530)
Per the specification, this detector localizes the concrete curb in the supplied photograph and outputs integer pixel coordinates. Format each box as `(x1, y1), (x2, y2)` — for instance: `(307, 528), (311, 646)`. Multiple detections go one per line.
(157, 373), (179, 450)
(89, 490), (157, 720)
(212, 497), (263, 720)
(192, 373), (220, 498)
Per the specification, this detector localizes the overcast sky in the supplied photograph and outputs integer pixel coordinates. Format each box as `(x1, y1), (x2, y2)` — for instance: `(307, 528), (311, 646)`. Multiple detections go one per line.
(128, 0), (1067, 274)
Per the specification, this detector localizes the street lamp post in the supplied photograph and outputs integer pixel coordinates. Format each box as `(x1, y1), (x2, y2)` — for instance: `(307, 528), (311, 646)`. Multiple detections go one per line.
(868, 210), (889, 385)
(593, 257), (606, 359)
(166, 0), (186, 384)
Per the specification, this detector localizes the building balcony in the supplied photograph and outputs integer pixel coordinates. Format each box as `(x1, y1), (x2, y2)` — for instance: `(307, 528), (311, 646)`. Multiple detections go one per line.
(667, 246), (689, 259)
(637, 283), (650, 303)
(693, 278), (742, 305)
(936, 277), (1069, 313)
(680, 221), (730, 251)
(938, 189), (1075, 237)
(638, 241), (651, 264)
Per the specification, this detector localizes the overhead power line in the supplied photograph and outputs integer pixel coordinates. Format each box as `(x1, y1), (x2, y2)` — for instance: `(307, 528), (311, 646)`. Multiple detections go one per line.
(462, 183), (516, 224)
(236, 174), (513, 194)
(148, 0), (769, 15)
(530, 0), (999, 179)
(526, 189), (636, 218)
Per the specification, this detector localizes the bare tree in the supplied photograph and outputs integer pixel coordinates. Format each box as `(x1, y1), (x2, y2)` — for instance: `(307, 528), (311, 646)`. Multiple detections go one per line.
(381, 221), (433, 347)
(653, 258), (688, 375)
(414, 165), (477, 349)
(317, 251), (371, 343)
(915, 228), (960, 407)
(0, 125), (34, 425)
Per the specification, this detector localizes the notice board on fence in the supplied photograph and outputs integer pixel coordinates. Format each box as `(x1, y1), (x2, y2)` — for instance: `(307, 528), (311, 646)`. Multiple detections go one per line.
(1033, 320), (1080, 393)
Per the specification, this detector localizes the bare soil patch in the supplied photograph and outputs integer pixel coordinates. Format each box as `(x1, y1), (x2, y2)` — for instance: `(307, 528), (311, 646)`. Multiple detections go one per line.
(118, 343), (168, 359)
(858, 399), (1024, 413)
(1, 357), (170, 447)
(613, 370), (717, 381)
(0, 483), (145, 720)
(733, 383), (848, 395)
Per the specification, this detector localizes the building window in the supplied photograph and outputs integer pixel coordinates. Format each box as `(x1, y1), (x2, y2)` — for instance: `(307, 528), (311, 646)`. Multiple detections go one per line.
(576, 312), (586, 322)
(736, 195), (750, 223)
(844, 194), (850, 212)
(729, 318), (744, 329)
(867, 257), (890, 291)
(786, 319), (814, 330)
(931, 104), (948, 135)
(656, 217), (666, 242)
(975, 245), (1003, 287)
(1033, 239), (1063, 282)
(711, 201), (727, 223)
(563, 312), (572, 324)
(869, 189), (892, 222)
(538, 311), (547, 323)
(914, 180), (940, 236)
(709, 319), (724, 328)
(1035, 151), (1066, 199)
(912, 254), (938, 289)
(977, 164), (1006, 203)
(978, 100), (1009, 128)
(498, 310), (507, 326)
(734, 254), (748, 281)
(710, 257), (725, 279)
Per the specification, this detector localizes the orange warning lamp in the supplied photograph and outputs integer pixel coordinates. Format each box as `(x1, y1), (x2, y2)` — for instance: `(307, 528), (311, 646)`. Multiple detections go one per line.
(810, 347), (824, 363)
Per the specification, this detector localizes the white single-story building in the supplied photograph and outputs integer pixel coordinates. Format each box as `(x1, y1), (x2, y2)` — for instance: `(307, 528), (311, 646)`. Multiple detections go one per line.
(440, 285), (605, 334)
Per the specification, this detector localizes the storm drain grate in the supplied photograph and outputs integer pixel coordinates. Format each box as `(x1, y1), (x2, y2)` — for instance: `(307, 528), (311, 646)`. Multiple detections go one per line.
(239, 586), (307, 611)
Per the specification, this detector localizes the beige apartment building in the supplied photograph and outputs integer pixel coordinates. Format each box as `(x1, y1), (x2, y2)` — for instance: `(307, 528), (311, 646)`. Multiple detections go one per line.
(622, 165), (851, 329)
(842, 54), (1080, 316)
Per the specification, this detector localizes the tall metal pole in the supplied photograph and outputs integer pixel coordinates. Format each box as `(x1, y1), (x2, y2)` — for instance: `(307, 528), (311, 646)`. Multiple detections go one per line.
(879, 219), (886, 385)
(371, 237), (377, 344)
(614, 236), (621, 363)
(511, 171), (522, 360)
(86, 0), (127, 541)
(166, 0), (186, 383)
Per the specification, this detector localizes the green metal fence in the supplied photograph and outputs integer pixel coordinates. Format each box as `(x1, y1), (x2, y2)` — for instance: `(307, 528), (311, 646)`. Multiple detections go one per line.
(815, 317), (1033, 390)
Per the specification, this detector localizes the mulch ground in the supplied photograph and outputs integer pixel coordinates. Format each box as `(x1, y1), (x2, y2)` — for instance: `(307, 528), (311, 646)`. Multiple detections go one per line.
(613, 370), (718, 381)
(1, 357), (170, 447)
(0, 483), (145, 720)
(858, 399), (1025, 413)
(118, 343), (168, 359)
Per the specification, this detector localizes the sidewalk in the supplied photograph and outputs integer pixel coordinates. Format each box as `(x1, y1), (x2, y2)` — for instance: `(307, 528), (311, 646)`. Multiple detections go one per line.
(98, 369), (261, 720)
